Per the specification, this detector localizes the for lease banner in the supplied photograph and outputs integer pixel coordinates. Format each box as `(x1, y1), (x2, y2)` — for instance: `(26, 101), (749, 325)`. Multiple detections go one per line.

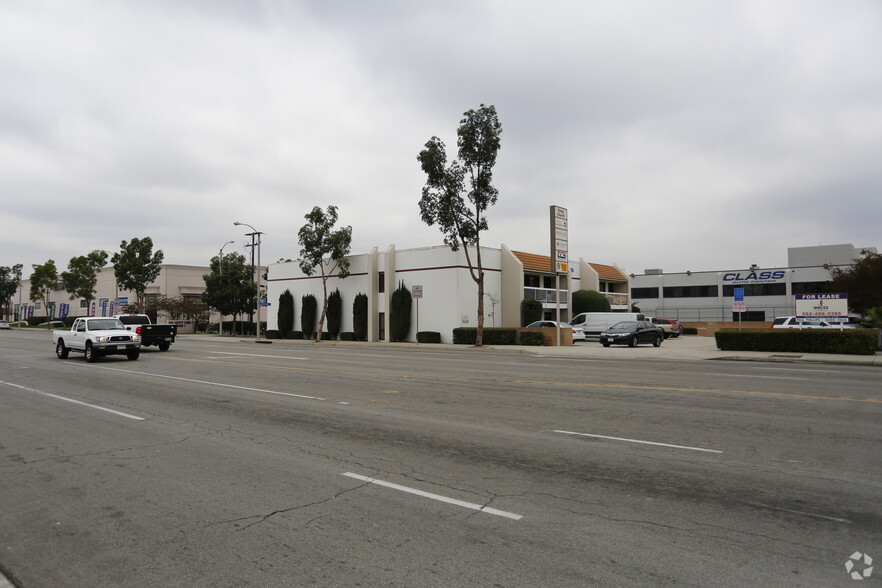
(795, 293), (848, 319)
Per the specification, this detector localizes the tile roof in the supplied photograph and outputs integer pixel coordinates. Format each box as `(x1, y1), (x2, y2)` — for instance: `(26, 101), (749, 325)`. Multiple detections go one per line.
(511, 251), (628, 282)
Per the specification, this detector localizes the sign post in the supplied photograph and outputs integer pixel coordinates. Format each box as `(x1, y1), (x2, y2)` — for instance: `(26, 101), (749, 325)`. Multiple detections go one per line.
(550, 206), (568, 346)
(732, 287), (745, 330)
(412, 285), (423, 342)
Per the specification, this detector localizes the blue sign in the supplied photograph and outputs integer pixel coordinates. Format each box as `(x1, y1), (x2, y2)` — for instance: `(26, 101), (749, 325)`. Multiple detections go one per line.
(734, 288), (744, 302)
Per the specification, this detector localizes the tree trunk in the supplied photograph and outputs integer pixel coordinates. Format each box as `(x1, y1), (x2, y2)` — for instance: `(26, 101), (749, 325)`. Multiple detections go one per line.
(476, 271), (485, 347)
(315, 276), (328, 342)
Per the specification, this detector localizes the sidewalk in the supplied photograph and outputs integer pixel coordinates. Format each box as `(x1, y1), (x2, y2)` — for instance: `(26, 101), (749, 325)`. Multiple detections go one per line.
(185, 334), (881, 367)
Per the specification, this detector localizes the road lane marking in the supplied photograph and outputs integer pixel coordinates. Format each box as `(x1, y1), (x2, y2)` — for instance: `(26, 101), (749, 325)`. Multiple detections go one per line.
(554, 430), (722, 453)
(0, 380), (145, 421)
(342, 472), (523, 520)
(704, 373), (808, 381)
(77, 365), (325, 401)
(210, 352), (309, 360)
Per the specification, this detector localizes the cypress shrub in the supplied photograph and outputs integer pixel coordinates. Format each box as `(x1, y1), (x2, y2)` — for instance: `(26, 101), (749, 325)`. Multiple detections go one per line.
(265, 330), (280, 339)
(390, 281), (412, 342)
(339, 331), (355, 341)
(417, 331), (441, 343)
(327, 288), (342, 340)
(521, 299), (542, 326)
(278, 289), (294, 339)
(353, 293), (368, 341)
(301, 294), (317, 339)
(572, 289), (612, 314)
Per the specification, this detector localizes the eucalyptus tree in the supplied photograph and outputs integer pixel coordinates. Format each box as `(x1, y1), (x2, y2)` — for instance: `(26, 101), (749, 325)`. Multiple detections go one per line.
(297, 205), (352, 342)
(417, 104), (502, 346)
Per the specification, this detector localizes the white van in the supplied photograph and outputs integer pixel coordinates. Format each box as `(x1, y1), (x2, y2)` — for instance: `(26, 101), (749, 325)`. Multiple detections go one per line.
(570, 312), (646, 339)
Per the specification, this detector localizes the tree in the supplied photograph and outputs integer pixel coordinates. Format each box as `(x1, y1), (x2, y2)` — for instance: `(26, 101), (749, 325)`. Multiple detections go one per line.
(389, 281), (412, 341)
(301, 294), (317, 339)
(418, 104), (502, 346)
(111, 237), (164, 312)
(202, 252), (257, 335)
(572, 289), (612, 314)
(353, 293), (368, 341)
(521, 299), (542, 326)
(827, 249), (882, 315)
(61, 250), (108, 317)
(29, 260), (59, 322)
(297, 205), (352, 342)
(278, 289), (295, 339)
(0, 264), (23, 321)
(327, 288), (342, 340)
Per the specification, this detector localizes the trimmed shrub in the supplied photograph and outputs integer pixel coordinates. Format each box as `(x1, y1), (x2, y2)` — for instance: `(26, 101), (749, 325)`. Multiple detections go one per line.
(290, 330), (303, 340)
(327, 289), (342, 340)
(572, 289), (612, 314)
(301, 294), (317, 339)
(521, 300), (542, 326)
(714, 328), (878, 355)
(453, 328), (518, 345)
(353, 293), (368, 341)
(519, 332), (544, 346)
(339, 331), (355, 341)
(417, 331), (441, 343)
(278, 289), (294, 339)
(682, 327), (698, 335)
(265, 330), (280, 339)
(390, 281), (412, 342)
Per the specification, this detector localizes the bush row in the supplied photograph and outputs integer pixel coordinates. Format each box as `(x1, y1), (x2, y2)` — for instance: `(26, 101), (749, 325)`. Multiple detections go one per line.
(714, 329), (878, 355)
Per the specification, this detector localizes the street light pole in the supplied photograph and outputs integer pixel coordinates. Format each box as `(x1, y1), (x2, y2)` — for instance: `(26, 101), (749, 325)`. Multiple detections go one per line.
(233, 221), (264, 341)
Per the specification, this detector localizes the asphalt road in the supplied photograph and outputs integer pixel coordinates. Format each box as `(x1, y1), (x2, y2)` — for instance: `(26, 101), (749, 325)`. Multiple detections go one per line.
(1, 330), (880, 587)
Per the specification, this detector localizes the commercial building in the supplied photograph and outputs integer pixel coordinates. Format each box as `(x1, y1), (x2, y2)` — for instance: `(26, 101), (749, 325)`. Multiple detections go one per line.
(9, 265), (265, 330)
(266, 243), (630, 343)
(629, 244), (874, 322)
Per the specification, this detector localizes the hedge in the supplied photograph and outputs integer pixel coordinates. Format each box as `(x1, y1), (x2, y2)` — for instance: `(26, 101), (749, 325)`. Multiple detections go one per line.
(453, 328), (518, 345)
(518, 332), (544, 346)
(714, 328), (878, 355)
(417, 331), (441, 343)
(682, 327), (698, 335)
(339, 331), (356, 341)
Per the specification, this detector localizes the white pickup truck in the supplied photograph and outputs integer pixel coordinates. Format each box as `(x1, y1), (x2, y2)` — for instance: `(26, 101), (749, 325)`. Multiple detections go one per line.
(53, 317), (141, 362)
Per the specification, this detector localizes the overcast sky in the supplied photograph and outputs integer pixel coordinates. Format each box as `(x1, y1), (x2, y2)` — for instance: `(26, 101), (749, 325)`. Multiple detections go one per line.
(2, 0), (880, 280)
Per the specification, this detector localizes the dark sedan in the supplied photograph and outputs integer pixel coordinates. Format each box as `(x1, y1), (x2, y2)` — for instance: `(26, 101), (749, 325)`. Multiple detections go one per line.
(599, 320), (664, 347)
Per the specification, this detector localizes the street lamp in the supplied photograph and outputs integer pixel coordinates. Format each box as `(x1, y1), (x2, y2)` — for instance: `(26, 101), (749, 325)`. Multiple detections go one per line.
(219, 240), (235, 273)
(233, 221), (264, 340)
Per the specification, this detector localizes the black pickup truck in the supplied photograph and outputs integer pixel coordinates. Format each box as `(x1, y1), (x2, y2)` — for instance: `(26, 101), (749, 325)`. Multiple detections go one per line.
(112, 314), (177, 351)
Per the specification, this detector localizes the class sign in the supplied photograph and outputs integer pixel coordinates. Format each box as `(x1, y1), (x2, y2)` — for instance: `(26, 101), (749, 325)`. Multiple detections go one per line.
(795, 293), (848, 319)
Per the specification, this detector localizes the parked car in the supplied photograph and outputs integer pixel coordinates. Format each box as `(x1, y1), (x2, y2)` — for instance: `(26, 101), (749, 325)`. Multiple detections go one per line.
(0, 320), (10, 330)
(526, 320), (586, 342)
(770, 316), (855, 329)
(599, 320), (665, 347)
(651, 317), (682, 338)
(570, 312), (646, 340)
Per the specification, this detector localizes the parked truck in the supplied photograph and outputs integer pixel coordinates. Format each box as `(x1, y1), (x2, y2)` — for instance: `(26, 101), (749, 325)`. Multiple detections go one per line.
(112, 314), (177, 351)
(53, 317), (141, 362)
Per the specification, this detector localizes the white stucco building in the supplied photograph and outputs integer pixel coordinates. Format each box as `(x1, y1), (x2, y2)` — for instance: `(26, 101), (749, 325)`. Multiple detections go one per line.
(266, 243), (630, 343)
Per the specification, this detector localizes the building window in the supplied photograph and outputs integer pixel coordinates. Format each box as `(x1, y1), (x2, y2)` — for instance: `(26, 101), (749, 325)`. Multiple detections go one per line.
(792, 281), (830, 295)
(543, 276), (555, 289)
(524, 275), (540, 288)
(378, 272), (385, 293)
(722, 283), (786, 297)
(662, 285), (719, 298)
(631, 287), (659, 299)
(80, 299), (88, 308)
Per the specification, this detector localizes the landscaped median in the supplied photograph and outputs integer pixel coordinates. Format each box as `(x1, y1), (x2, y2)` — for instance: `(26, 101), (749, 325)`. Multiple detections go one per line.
(714, 328), (879, 355)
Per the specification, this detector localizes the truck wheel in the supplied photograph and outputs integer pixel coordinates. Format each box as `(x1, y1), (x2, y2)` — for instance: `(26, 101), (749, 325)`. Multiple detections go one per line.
(84, 342), (98, 363)
(158, 342), (170, 351)
(628, 336), (638, 347)
(56, 340), (70, 359)
(126, 350), (140, 361)
(653, 335), (662, 347)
